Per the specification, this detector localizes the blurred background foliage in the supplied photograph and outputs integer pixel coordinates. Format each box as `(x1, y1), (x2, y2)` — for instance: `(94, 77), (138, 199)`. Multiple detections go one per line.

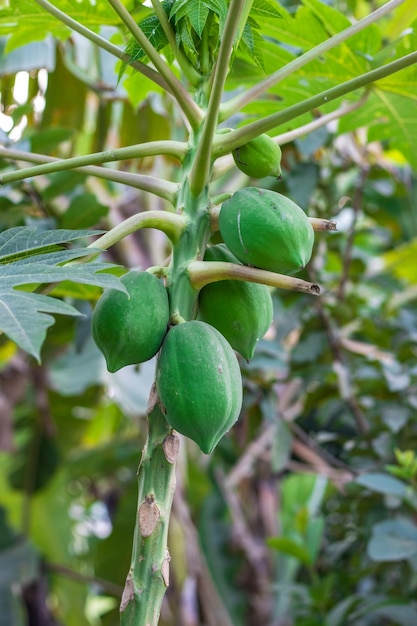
(1, 0), (417, 625)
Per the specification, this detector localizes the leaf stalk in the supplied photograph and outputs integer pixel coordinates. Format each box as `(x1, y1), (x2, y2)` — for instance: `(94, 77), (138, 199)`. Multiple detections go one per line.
(188, 260), (320, 295)
(87, 211), (188, 256)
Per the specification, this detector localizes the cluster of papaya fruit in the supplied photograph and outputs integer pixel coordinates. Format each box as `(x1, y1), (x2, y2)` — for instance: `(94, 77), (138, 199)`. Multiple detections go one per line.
(92, 135), (315, 453)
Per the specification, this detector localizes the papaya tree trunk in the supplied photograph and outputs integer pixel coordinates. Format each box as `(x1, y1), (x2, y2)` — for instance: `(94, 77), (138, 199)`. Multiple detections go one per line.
(120, 386), (179, 625)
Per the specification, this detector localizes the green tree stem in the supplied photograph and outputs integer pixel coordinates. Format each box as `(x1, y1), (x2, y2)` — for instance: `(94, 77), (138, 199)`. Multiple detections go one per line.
(0, 142), (185, 193)
(0, 148), (178, 203)
(188, 0), (248, 196)
(32, 0), (168, 91)
(219, 0), (407, 121)
(87, 211), (188, 256)
(213, 51), (417, 156)
(188, 261), (320, 295)
(106, 0), (203, 128)
(120, 392), (179, 626)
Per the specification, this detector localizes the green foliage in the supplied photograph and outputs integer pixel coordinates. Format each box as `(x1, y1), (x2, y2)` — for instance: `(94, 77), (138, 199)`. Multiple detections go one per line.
(0, 227), (124, 360)
(1, 0), (417, 625)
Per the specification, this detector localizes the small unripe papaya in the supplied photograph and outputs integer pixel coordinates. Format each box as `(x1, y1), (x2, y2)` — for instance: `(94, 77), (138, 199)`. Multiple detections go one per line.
(233, 134), (282, 178)
(198, 245), (273, 360)
(92, 271), (169, 372)
(219, 187), (314, 275)
(156, 320), (242, 454)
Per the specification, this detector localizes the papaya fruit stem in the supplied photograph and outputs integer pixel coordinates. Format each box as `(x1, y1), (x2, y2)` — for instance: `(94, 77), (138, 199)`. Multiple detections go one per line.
(309, 218), (337, 232)
(188, 260), (321, 295)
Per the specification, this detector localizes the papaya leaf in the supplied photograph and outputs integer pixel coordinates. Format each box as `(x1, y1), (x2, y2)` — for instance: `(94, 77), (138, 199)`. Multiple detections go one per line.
(170, 0), (227, 38)
(0, 0), (118, 52)
(0, 226), (125, 361)
(250, 0), (282, 20)
(0, 226), (101, 263)
(117, 2), (174, 82)
(237, 21), (265, 71)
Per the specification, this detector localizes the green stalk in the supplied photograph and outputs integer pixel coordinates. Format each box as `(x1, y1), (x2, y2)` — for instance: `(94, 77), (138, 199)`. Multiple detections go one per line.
(107, 0), (203, 128)
(87, 211), (188, 257)
(150, 0), (201, 87)
(120, 393), (178, 626)
(120, 154), (213, 625)
(188, 0), (248, 196)
(0, 148), (178, 203)
(32, 0), (168, 91)
(213, 51), (417, 156)
(0, 141), (185, 194)
(188, 261), (320, 295)
(220, 0), (407, 121)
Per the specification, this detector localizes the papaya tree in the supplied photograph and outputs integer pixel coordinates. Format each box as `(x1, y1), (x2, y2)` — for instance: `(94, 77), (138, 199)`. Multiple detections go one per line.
(0, 1), (416, 625)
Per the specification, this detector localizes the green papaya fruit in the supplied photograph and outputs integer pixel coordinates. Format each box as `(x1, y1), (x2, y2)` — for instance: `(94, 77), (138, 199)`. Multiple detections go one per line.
(218, 187), (314, 275)
(156, 320), (242, 454)
(92, 270), (169, 373)
(233, 134), (282, 178)
(198, 244), (273, 360)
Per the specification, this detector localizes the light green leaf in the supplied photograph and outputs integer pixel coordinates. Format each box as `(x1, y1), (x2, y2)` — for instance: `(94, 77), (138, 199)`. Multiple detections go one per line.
(356, 472), (408, 497)
(368, 518), (417, 562)
(0, 226), (101, 263)
(381, 237), (417, 282)
(0, 226), (125, 360)
(0, 0), (119, 52)
(170, 0), (227, 37)
(0, 290), (81, 360)
(250, 0), (281, 20)
(267, 536), (312, 565)
(0, 538), (39, 586)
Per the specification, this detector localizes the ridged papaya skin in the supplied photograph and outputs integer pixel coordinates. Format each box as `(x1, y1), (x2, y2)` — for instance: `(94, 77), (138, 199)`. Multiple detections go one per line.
(92, 271), (169, 373)
(156, 321), (243, 454)
(233, 134), (282, 178)
(198, 244), (273, 360)
(219, 187), (314, 275)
